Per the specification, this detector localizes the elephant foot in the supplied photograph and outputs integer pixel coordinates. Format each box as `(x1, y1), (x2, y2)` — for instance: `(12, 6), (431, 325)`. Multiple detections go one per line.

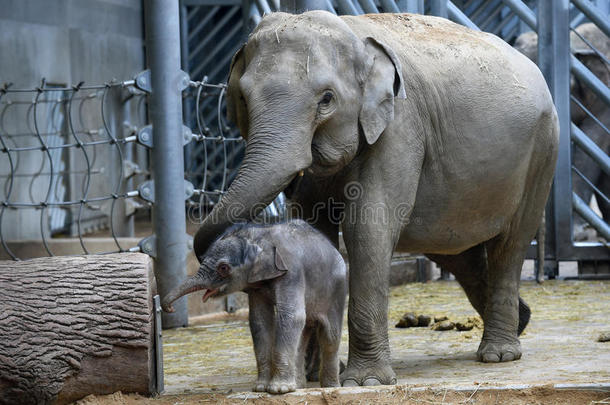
(267, 377), (296, 394)
(340, 363), (396, 387)
(477, 339), (522, 363)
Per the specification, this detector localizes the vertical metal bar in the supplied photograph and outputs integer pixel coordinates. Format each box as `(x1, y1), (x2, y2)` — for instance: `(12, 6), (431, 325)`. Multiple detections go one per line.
(280, 0), (296, 11)
(379, 0), (400, 13)
(358, 0), (380, 13)
(336, 0), (360, 14)
(242, 0), (253, 34)
(416, 257), (428, 282)
(119, 91), (135, 237)
(145, 0), (188, 328)
(282, 0), (331, 12)
(538, 0), (572, 262)
(180, 1), (193, 176)
(429, 0), (448, 17)
(153, 295), (165, 394)
(405, 0), (423, 13)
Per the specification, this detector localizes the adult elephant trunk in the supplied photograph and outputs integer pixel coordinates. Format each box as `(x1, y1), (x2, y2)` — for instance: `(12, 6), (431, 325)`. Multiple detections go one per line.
(161, 273), (207, 312)
(193, 126), (312, 259)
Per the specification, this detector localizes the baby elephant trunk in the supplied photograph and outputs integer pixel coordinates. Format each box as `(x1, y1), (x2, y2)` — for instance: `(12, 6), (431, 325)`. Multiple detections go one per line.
(161, 275), (206, 313)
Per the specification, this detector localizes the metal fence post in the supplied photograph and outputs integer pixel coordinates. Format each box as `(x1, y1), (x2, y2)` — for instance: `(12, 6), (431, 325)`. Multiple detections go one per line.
(538, 0), (572, 266)
(281, 0), (333, 13)
(429, 0), (448, 17)
(404, 0), (424, 13)
(145, 0), (188, 328)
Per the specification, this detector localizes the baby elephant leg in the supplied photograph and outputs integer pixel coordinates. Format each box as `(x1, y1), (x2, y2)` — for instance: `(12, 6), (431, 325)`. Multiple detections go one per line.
(296, 328), (313, 388)
(268, 303), (306, 394)
(248, 294), (274, 392)
(317, 317), (342, 387)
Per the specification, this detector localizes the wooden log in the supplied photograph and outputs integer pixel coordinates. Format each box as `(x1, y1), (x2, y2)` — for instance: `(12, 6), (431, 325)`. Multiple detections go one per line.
(0, 253), (157, 405)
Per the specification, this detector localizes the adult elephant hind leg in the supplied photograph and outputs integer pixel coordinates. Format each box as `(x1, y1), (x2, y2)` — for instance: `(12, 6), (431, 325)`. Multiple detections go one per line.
(477, 232), (529, 363)
(478, 184), (549, 363)
(478, 104), (557, 363)
(427, 245), (531, 338)
(427, 244), (488, 319)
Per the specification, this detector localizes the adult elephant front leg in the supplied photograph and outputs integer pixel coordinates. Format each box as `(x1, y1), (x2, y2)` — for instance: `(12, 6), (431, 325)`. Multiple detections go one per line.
(340, 183), (410, 386)
(342, 213), (395, 386)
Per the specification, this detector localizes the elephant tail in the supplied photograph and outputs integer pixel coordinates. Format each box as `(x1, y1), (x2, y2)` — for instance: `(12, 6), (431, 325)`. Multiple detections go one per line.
(535, 209), (546, 284)
(518, 297), (531, 336)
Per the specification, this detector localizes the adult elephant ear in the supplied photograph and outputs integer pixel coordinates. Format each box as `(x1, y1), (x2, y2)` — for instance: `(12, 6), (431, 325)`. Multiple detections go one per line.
(226, 43), (249, 139)
(247, 246), (289, 284)
(358, 37), (407, 145)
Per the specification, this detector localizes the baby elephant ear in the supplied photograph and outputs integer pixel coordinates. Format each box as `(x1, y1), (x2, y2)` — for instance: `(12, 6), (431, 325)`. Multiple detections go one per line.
(247, 246), (288, 284)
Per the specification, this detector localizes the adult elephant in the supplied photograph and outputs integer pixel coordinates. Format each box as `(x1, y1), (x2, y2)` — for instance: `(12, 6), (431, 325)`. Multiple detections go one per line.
(515, 23), (610, 241)
(193, 11), (559, 386)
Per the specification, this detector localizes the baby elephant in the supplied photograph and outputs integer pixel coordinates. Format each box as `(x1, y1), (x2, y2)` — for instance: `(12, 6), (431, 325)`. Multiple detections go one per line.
(162, 219), (347, 394)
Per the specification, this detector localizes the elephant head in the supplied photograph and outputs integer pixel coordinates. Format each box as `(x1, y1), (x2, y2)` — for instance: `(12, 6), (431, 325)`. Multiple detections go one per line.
(163, 228), (289, 312)
(193, 11), (406, 257)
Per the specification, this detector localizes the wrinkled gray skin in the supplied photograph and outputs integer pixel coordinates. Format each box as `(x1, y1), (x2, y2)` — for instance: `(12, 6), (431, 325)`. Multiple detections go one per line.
(163, 220), (347, 394)
(194, 12), (559, 386)
(514, 24), (610, 241)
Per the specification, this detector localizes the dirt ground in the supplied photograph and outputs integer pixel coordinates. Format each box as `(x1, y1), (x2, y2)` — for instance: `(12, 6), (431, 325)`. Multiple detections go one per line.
(76, 280), (610, 404)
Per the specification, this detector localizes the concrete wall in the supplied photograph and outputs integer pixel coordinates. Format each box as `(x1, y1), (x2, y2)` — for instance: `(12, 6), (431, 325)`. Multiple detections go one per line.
(0, 0), (145, 242)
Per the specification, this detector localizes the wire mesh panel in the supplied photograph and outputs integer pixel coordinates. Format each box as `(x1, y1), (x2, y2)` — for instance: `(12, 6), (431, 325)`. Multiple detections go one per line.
(182, 2), (246, 217)
(0, 80), (148, 259)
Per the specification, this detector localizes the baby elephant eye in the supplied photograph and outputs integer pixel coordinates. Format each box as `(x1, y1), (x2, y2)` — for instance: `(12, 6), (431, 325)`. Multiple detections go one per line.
(320, 91), (333, 105)
(217, 263), (231, 277)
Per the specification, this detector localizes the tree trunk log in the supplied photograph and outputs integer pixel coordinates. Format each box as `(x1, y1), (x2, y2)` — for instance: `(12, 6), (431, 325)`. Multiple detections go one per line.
(0, 253), (157, 405)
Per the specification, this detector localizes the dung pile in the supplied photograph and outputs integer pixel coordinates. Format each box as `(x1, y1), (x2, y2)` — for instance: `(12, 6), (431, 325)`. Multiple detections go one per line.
(396, 313), (482, 332)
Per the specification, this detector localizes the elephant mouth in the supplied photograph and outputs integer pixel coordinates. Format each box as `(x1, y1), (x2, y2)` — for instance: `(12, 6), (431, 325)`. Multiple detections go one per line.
(284, 171), (305, 199)
(202, 288), (219, 302)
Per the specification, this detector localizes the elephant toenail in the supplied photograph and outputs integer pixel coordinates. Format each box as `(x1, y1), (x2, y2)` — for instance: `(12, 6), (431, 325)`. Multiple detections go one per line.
(483, 353), (500, 363)
(342, 378), (359, 387)
(363, 377), (381, 386)
(501, 352), (515, 362)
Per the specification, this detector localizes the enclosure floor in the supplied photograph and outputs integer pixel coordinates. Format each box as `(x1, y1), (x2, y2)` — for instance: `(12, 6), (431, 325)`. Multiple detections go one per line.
(155, 280), (610, 400)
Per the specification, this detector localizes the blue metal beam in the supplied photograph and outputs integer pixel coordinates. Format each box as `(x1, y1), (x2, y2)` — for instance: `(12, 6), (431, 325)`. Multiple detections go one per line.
(571, 123), (610, 177)
(501, 0), (535, 29)
(379, 0), (400, 13)
(358, 0), (380, 14)
(571, 0), (610, 38)
(447, 1), (480, 30)
(573, 193), (610, 240)
(571, 55), (610, 107)
(429, 0), (448, 17)
(538, 0), (573, 258)
(336, 0), (360, 14)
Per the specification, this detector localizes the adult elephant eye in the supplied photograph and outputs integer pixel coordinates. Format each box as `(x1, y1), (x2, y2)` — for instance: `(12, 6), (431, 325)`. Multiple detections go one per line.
(320, 91), (333, 105)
